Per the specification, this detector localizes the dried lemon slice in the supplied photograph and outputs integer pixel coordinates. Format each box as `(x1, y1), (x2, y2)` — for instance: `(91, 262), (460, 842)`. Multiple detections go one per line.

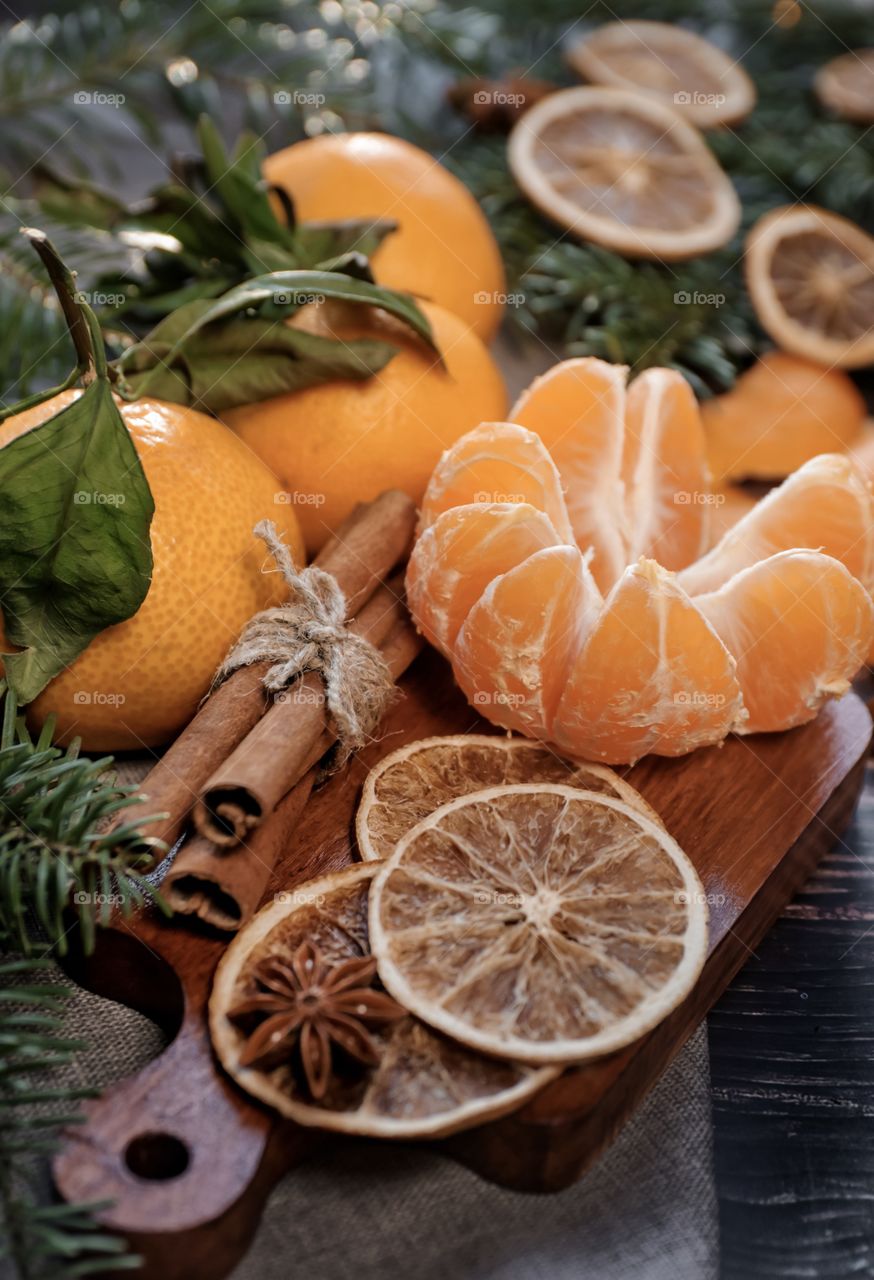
(567, 20), (756, 128)
(210, 863), (556, 1137)
(508, 86), (741, 260)
(370, 785), (708, 1065)
(356, 733), (661, 862)
(815, 49), (874, 124)
(745, 205), (874, 369)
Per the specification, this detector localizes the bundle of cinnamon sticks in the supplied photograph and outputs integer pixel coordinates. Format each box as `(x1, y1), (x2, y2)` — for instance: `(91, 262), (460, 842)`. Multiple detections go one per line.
(137, 490), (422, 931)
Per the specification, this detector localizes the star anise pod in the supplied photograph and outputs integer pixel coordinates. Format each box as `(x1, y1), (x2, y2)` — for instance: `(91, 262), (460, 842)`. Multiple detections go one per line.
(227, 940), (406, 1100)
(447, 73), (558, 132)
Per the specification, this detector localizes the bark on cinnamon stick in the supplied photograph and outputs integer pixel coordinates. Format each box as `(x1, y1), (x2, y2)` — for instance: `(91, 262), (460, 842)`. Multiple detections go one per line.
(132, 490), (417, 853)
(192, 577), (407, 845)
(161, 769), (317, 930)
(162, 619), (423, 931)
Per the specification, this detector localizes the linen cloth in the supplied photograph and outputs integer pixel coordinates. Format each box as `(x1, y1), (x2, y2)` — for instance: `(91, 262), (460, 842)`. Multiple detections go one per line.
(43, 964), (718, 1280)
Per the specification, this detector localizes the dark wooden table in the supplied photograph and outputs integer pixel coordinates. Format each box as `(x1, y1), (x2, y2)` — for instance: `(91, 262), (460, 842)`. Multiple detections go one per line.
(710, 735), (874, 1279)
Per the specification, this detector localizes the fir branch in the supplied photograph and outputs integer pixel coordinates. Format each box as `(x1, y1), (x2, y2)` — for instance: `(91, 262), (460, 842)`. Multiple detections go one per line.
(0, 689), (165, 1277)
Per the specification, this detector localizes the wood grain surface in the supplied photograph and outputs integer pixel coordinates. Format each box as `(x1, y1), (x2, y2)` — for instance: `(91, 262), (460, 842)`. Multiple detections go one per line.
(52, 651), (873, 1279)
(710, 748), (874, 1280)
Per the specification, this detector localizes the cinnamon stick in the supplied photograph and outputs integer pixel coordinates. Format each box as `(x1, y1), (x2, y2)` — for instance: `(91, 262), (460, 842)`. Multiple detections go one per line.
(161, 770), (317, 930)
(132, 490), (417, 854)
(192, 576), (407, 845)
(161, 618), (423, 932)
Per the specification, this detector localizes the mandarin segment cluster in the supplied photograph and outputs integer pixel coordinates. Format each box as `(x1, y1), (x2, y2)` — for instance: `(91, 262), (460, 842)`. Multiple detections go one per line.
(406, 357), (874, 764)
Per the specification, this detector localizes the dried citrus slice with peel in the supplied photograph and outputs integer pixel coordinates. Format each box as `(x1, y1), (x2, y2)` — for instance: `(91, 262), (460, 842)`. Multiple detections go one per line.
(418, 422), (575, 545)
(552, 558), (745, 764)
(370, 785), (709, 1064)
(567, 20), (756, 128)
(356, 733), (660, 863)
(678, 453), (874, 597)
(745, 205), (874, 369)
(697, 550), (874, 734)
(210, 863), (556, 1137)
(815, 49), (874, 124)
(508, 86), (741, 260)
(405, 502), (563, 656)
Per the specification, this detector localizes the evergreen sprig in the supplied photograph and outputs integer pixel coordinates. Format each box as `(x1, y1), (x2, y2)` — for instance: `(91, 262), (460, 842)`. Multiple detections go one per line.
(0, 688), (165, 1276)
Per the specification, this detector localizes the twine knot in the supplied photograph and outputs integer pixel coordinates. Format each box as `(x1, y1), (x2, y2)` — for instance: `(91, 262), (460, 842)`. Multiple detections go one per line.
(213, 520), (397, 768)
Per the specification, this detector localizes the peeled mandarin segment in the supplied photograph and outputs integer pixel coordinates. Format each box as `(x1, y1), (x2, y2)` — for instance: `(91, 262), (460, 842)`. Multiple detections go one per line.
(552, 558), (744, 764)
(677, 453), (874, 597)
(418, 422), (575, 543)
(405, 502), (562, 655)
(566, 20), (756, 128)
(452, 545), (602, 738)
(355, 733), (662, 863)
(510, 357), (629, 592)
(745, 204), (874, 370)
(623, 367), (710, 570)
(369, 785), (709, 1064)
(702, 353), (866, 484)
(507, 86), (741, 261)
(696, 550), (874, 734)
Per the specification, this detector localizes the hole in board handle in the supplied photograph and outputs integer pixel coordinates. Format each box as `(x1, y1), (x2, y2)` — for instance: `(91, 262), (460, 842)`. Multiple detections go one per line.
(125, 1132), (190, 1181)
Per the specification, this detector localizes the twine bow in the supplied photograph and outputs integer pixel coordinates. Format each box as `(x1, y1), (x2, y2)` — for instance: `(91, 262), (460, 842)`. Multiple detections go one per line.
(213, 520), (397, 768)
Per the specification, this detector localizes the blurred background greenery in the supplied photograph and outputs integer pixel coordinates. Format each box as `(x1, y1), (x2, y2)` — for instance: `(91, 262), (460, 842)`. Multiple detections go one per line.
(1, 0), (872, 398)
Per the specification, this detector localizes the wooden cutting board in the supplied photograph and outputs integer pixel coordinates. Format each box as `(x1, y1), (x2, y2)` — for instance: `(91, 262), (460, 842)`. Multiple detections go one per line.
(53, 650), (872, 1280)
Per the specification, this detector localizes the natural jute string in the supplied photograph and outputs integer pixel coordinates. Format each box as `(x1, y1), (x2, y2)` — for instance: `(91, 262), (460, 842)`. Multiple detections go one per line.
(213, 520), (397, 768)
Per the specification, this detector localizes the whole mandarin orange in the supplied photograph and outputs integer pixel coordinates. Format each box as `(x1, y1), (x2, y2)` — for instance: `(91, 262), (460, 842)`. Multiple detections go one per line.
(222, 299), (507, 554)
(263, 132), (506, 341)
(0, 392), (304, 750)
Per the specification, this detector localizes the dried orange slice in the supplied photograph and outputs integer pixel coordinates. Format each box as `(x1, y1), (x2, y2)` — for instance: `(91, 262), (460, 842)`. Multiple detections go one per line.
(745, 205), (874, 369)
(356, 733), (661, 862)
(677, 453), (874, 597)
(210, 863), (556, 1137)
(567, 20), (756, 128)
(369, 785), (709, 1064)
(697, 550), (874, 733)
(507, 86), (741, 260)
(815, 49), (874, 124)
